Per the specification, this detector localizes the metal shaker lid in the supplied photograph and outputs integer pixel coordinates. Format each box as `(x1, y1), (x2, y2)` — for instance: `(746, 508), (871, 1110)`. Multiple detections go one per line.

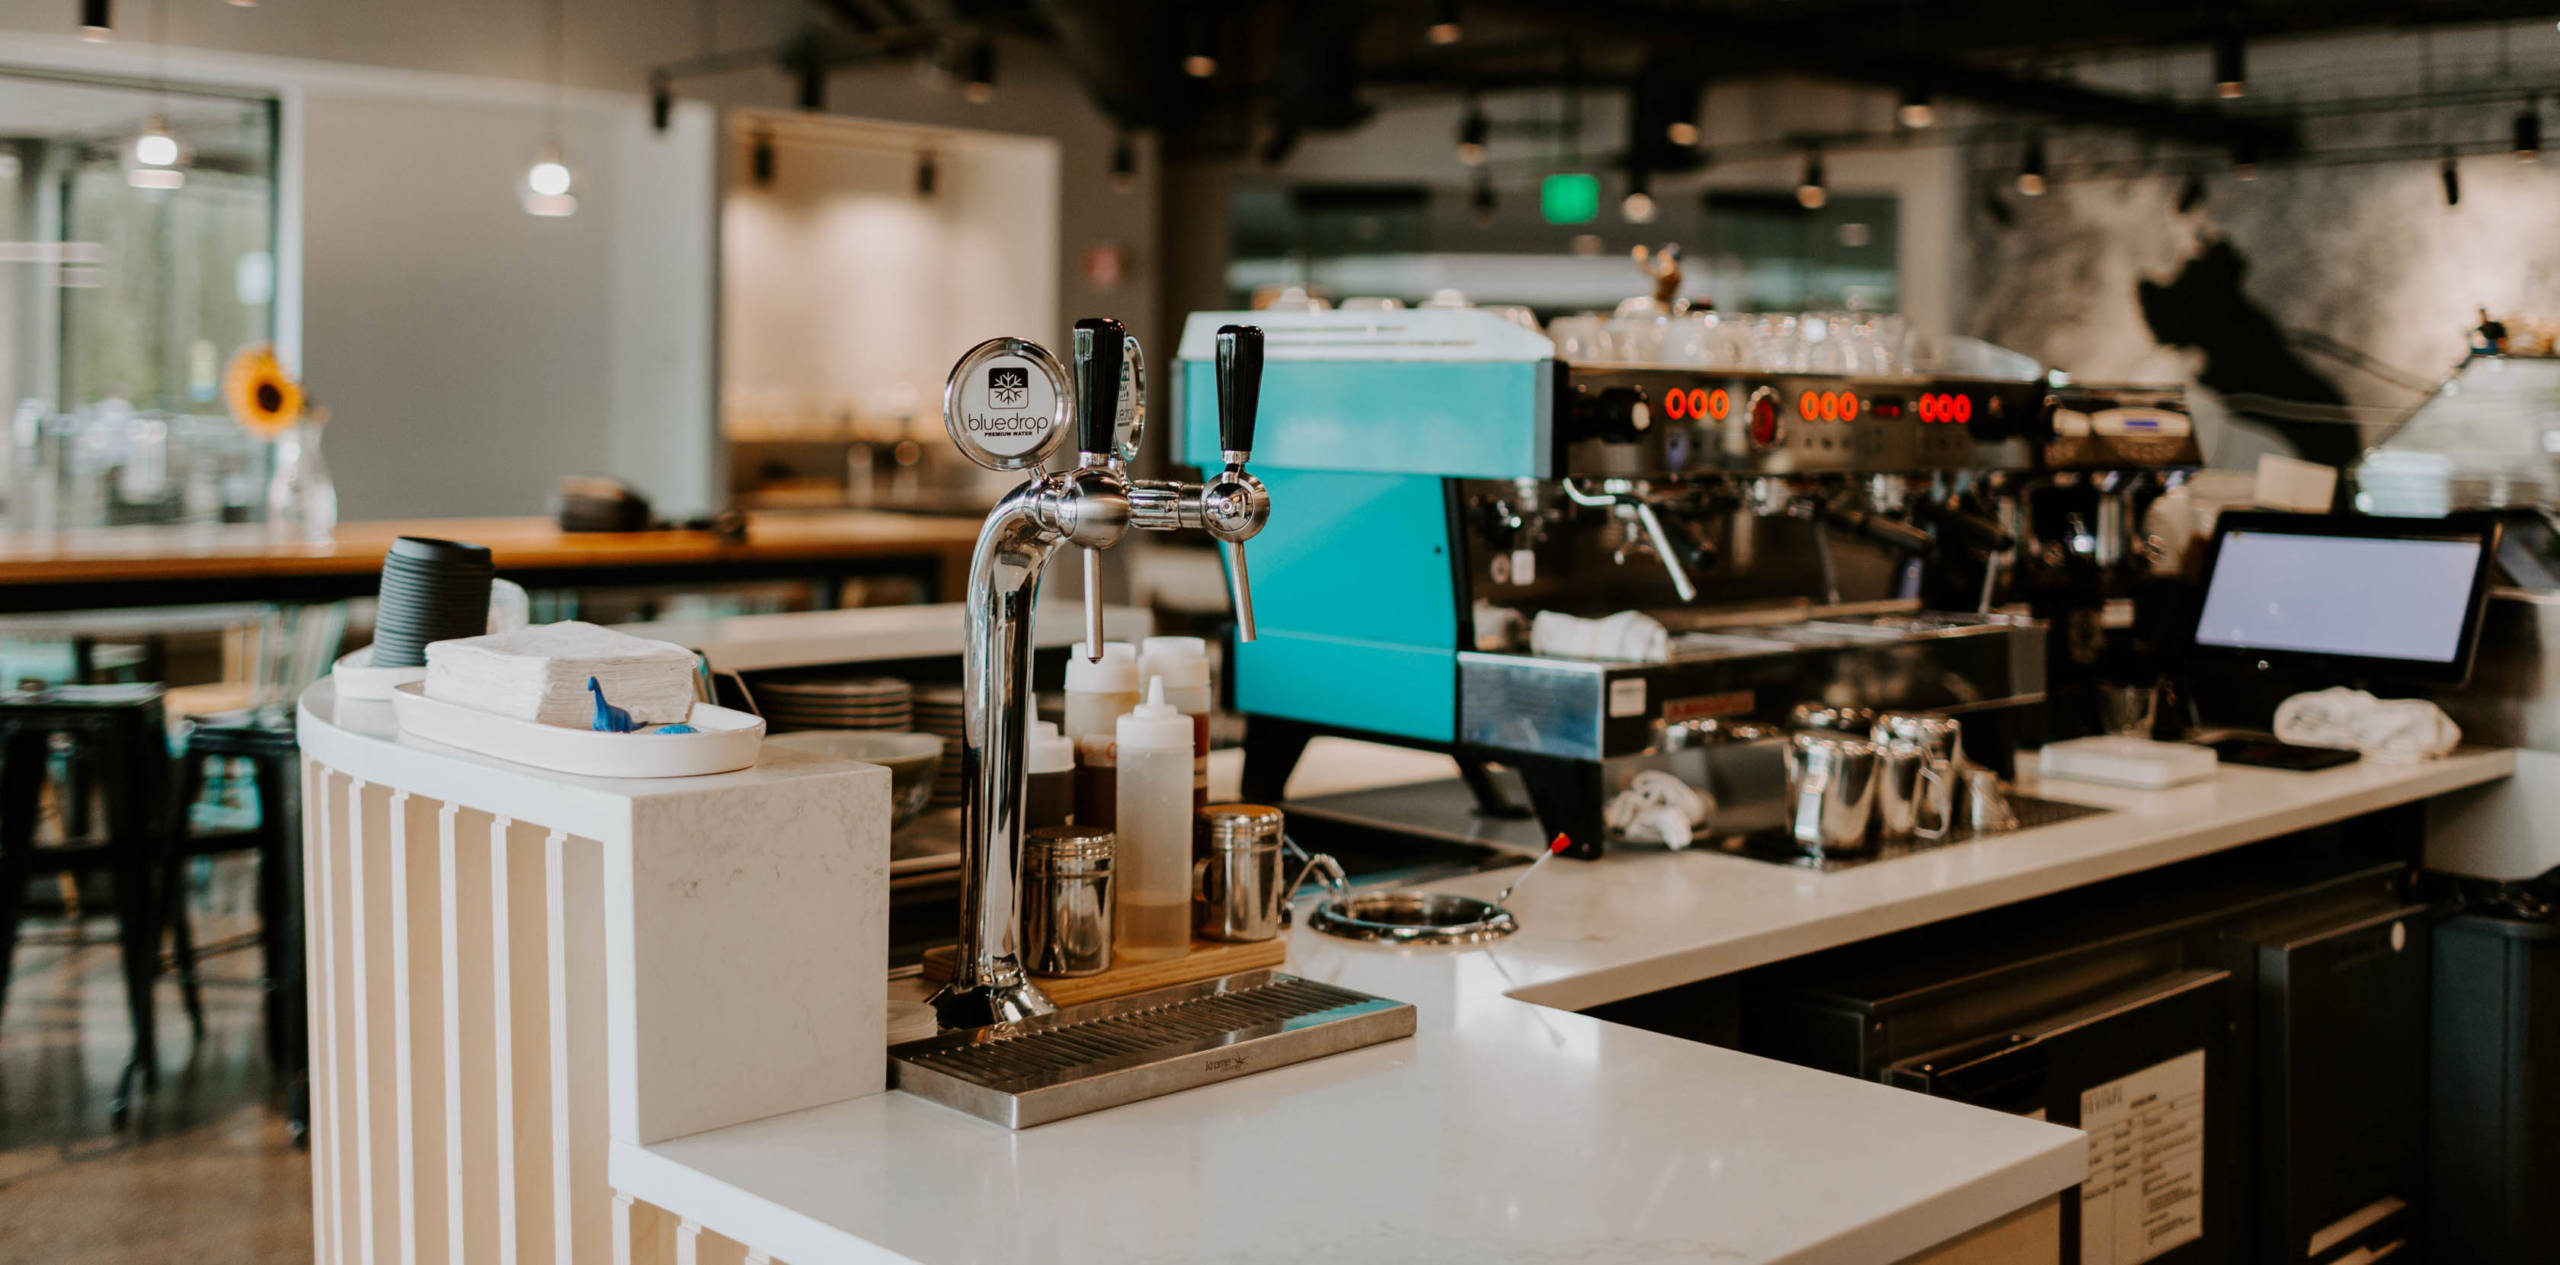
(1024, 825), (1114, 873)
(1201, 802), (1285, 850)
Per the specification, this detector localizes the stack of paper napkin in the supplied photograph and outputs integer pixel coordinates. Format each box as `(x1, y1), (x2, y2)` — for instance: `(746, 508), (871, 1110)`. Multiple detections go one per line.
(424, 621), (698, 729)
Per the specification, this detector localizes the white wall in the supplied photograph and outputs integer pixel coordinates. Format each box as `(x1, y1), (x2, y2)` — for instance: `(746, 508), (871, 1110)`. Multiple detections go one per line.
(296, 91), (718, 518)
(721, 119), (1059, 440)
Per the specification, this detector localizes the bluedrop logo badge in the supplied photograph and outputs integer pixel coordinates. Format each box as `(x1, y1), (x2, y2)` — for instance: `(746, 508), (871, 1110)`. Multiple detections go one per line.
(987, 366), (1030, 408)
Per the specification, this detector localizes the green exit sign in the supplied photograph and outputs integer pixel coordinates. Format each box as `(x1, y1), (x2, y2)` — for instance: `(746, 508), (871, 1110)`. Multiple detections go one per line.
(1541, 173), (1600, 224)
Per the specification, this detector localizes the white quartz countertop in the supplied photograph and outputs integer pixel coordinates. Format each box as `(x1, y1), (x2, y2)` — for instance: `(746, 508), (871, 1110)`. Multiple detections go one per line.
(611, 745), (2511, 1265)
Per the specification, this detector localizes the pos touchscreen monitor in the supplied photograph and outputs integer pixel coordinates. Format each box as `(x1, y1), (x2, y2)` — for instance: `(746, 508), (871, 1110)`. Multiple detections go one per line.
(2191, 511), (2500, 687)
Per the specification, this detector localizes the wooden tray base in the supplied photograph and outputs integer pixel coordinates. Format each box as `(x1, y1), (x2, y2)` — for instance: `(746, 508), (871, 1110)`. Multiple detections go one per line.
(919, 936), (1288, 1008)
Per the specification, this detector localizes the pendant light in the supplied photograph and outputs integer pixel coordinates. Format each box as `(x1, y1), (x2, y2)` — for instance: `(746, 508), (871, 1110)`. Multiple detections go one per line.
(1796, 149), (1827, 210)
(2516, 98), (2542, 163)
(2213, 29), (2246, 100)
(78, 0), (110, 41)
(126, 0), (184, 189)
(1898, 84), (1934, 130)
(521, 0), (577, 216)
(1183, 9), (1217, 78)
(961, 38), (995, 104)
(2015, 132), (2048, 197)
(1456, 98), (1488, 166)
(1471, 175), (1497, 227)
(1109, 133), (1137, 194)
(1426, 0), (1461, 46)
(2441, 149), (2462, 206)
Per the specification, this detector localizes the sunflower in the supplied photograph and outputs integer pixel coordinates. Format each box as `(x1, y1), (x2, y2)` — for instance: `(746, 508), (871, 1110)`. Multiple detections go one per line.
(223, 343), (306, 438)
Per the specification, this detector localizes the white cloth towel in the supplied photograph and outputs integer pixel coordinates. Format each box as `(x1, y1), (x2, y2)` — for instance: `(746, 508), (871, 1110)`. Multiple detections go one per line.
(1604, 769), (1715, 849)
(425, 621), (699, 729)
(2271, 687), (2461, 764)
(1531, 609), (1670, 662)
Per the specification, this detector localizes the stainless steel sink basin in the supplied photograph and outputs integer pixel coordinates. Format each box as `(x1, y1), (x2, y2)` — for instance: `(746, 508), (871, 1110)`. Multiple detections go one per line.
(1309, 891), (1518, 945)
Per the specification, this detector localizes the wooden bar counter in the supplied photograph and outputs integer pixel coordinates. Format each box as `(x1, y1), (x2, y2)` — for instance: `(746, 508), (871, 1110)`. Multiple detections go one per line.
(0, 511), (984, 613)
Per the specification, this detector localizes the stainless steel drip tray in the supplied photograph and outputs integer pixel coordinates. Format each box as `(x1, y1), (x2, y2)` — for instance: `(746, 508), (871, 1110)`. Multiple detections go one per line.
(890, 970), (1416, 1128)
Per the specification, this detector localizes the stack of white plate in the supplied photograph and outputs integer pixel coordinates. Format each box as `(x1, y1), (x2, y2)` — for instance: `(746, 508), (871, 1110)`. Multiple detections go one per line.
(887, 999), (940, 1045)
(754, 676), (913, 733)
(915, 685), (965, 808)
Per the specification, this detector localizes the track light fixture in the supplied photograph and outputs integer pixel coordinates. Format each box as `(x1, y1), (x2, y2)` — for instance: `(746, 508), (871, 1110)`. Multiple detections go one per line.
(1796, 149), (1827, 210)
(917, 150), (938, 197)
(798, 60), (827, 111)
(750, 129), (776, 188)
(1456, 102), (1488, 165)
(1427, 0), (1461, 45)
(2516, 99), (2541, 162)
(650, 71), (673, 133)
(962, 38), (996, 104)
(1109, 133), (1137, 194)
(1898, 84), (1935, 130)
(78, 0), (111, 40)
(1471, 175), (1497, 227)
(2230, 134), (2261, 181)
(2214, 30), (2246, 100)
(1667, 119), (1699, 147)
(2441, 149), (2461, 206)
(2016, 132), (2047, 197)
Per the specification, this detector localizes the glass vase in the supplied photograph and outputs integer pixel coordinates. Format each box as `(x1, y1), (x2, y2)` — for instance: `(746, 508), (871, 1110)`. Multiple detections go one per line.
(265, 419), (337, 544)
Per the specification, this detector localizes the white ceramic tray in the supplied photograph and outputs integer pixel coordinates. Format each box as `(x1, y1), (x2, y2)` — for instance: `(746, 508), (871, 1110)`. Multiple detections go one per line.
(333, 645), (427, 700)
(390, 682), (764, 778)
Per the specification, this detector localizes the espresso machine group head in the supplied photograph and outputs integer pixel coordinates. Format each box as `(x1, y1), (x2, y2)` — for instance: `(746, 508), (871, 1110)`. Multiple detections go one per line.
(930, 317), (1270, 1029)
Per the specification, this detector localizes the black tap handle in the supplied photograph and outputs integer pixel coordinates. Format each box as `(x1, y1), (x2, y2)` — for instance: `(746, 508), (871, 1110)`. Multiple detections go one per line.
(1073, 316), (1125, 458)
(1216, 324), (1263, 462)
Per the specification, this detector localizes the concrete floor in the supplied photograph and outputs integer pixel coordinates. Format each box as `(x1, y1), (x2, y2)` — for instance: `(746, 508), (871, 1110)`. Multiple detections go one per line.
(0, 876), (313, 1263)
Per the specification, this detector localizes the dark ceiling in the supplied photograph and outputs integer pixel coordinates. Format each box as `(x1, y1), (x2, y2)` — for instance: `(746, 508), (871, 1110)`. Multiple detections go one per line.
(725, 1), (2560, 164)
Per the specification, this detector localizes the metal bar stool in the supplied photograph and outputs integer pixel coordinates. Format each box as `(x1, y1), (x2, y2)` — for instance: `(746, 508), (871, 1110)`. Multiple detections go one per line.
(159, 709), (307, 1140)
(0, 683), (173, 1127)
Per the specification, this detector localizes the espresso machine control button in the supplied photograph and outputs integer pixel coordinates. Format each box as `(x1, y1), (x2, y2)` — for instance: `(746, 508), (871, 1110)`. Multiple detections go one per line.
(1745, 385), (1786, 450)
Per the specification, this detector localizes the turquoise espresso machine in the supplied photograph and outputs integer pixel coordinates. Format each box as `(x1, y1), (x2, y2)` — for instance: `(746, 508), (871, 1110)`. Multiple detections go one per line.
(1174, 308), (2077, 857)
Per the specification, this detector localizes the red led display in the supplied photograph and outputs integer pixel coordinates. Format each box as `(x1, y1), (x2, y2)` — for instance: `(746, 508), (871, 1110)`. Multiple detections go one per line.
(1707, 388), (1730, 420)
(1916, 393), (1974, 424)
(1662, 388), (1688, 420)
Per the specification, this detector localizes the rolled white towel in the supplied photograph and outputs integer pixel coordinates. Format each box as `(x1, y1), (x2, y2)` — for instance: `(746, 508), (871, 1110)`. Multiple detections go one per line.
(1531, 609), (1670, 662)
(1604, 769), (1715, 849)
(2272, 687), (2461, 764)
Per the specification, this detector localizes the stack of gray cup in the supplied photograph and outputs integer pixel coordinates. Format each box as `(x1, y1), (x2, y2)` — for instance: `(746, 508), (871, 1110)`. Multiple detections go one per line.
(371, 536), (494, 668)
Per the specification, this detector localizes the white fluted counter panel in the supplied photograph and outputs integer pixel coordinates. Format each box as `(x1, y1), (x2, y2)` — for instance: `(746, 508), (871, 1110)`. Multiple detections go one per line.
(297, 680), (889, 1265)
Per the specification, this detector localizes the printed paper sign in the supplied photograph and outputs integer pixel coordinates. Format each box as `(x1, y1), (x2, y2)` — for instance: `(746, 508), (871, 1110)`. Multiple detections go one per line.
(2078, 1049), (2206, 1265)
